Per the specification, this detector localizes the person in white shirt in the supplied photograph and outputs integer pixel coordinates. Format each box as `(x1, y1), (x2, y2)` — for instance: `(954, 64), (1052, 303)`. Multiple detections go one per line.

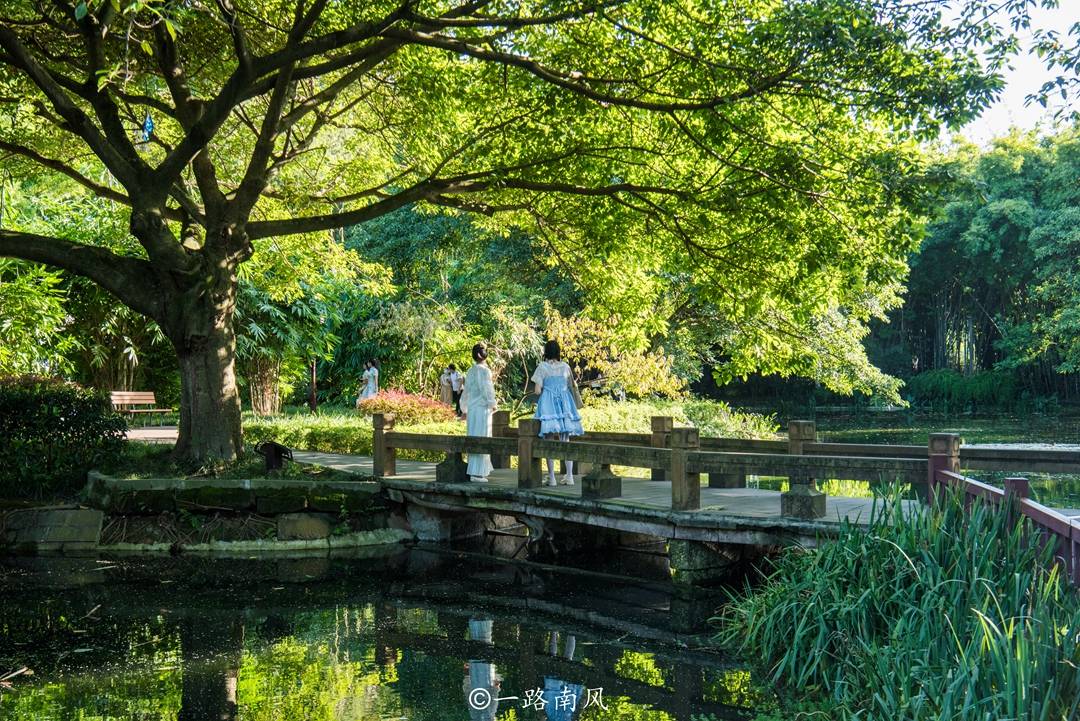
(448, 364), (464, 417)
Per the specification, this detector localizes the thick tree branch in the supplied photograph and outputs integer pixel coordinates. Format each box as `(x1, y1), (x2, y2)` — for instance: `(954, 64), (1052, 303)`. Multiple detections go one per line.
(246, 177), (452, 238)
(215, 0), (253, 74)
(404, 1), (622, 28)
(67, 2), (150, 180)
(239, 42), (394, 102)
(0, 25), (139, 189)
(0, 139), (194, 223)
(231, 61), (297, 218)
(246, 174), (686, 239)
(0, 229), (162, 318)
(277, 41), (401, 132)
(0, 139), (130, 205)
(151, 22), (226, 216)
(253, 5), (408, 76)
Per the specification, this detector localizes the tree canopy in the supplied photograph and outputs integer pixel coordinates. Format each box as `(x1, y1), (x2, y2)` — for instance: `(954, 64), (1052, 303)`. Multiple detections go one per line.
(0, 0), (1049, 459)
(864, 125), (1080, 408)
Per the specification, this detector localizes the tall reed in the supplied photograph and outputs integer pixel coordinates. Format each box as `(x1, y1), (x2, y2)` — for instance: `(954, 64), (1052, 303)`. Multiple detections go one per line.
(716, 488), (1080, 720)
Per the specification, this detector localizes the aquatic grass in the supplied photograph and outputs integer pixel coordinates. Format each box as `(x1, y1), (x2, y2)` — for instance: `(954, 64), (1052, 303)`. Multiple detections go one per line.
(716, 487), (1080, 721)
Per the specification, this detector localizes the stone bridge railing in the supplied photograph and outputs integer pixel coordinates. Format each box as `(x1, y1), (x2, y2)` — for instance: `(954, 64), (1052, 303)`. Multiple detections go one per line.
(371, 413), (1080, 585)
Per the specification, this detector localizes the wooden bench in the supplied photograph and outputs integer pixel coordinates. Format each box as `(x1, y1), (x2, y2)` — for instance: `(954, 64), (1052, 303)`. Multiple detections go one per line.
(109, 391), (173, 426)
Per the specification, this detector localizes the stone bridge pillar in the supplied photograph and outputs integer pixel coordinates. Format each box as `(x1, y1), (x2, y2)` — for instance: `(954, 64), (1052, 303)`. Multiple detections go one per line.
(650, 416), (673, 481)
(781, 420), (825, 519)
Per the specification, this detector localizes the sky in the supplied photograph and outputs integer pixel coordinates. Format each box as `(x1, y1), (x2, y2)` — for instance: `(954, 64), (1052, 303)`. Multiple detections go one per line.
(957, 3), (1078, 145)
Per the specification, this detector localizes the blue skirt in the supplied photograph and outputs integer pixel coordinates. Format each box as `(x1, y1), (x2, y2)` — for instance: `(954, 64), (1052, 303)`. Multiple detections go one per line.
(535, 376), (583, 436)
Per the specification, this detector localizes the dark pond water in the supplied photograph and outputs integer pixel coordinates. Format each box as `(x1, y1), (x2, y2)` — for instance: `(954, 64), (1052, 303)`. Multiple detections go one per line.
(0, 544), (762, 720)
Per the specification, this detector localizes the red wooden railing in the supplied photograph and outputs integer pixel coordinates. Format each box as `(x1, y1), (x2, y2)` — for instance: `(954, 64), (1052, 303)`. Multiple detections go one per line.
(933, 467), (1080, 586)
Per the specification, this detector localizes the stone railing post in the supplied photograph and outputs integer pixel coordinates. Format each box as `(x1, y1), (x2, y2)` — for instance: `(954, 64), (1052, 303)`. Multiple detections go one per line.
(651, 416), (673, 481)
(373, 413), (396, 478)
(517, 419), (542, 489)
(1003, 476), (1030, 499)
(670, 427), (701, 511)
(927, 433), (961, 505)
(781, 420), (825, 519)
(491, 410), (511, 469)
(1004, 476), (1030, 522)
(435, 447), (468, 483)
(582, 463), (622, 499)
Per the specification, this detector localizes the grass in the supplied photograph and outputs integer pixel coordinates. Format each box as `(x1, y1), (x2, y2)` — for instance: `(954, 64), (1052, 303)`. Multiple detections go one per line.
(715, 487), (1080, 721)
(98, 442), (361, 483)
(241, 398), (777, 469)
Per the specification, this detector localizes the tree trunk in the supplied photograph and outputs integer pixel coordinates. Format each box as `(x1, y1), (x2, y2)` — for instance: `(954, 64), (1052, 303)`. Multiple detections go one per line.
(172, 315), (244, 463)
(246, 356), (281, 416)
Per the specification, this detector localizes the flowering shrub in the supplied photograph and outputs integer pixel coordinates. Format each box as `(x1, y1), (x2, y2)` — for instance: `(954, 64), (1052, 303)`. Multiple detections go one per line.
(357, 389), (456, 426)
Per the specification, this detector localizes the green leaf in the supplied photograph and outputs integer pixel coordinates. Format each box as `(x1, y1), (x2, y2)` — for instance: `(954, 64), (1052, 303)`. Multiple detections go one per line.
(74, 1), (88, 20)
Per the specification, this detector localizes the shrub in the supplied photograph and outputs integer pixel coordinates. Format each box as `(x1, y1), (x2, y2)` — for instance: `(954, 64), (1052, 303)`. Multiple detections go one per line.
(245, 414), (375, 455)
(905, 368), (1020, 411)
(683, 400), (778, 439)
(717, 488), (1080, 720)
(578, 398), (778, 438)
(0, 375), (127, 499)
(357, 389), (456, 426)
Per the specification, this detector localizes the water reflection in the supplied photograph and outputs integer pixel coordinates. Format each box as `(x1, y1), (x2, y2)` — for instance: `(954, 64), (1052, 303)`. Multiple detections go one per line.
(0, 551), (763, 720)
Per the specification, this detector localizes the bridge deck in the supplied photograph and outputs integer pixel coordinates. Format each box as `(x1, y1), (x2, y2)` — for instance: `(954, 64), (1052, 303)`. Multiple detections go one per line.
(294, 450), (921, 546)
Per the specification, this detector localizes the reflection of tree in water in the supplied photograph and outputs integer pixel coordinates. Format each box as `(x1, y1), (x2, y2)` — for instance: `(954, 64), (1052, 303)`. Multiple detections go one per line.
(0, 589), (745, 721)
(178, 616), (244, 721)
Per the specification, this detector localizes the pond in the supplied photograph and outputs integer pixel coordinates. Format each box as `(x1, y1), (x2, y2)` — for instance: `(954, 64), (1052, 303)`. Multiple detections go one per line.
(805, 411), (1080, 510)
(0, 545), (763, 721)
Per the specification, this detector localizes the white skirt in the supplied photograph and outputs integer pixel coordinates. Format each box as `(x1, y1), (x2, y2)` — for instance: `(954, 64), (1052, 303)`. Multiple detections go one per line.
(465, 405), (493, 478)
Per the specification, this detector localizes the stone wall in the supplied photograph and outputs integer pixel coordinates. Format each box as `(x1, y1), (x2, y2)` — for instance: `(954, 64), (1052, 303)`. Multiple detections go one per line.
(0, 473), (414, 556)
(1, 506), (103, 554)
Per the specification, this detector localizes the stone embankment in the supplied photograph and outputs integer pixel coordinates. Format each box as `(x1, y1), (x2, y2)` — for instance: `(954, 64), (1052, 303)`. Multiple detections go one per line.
(1, 471), (413, 555)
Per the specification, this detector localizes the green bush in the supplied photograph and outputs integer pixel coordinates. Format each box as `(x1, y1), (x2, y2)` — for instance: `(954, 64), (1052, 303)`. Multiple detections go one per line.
(0, 375), (127, 499)
(905, 369), (1020, 411)
(245, 413), (375, 455)
(717, 488), (1080, 720)
(578, 398), (778, 438)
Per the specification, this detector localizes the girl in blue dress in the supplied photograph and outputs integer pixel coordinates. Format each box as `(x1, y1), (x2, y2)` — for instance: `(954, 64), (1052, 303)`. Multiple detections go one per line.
(532, 340), (583, 486)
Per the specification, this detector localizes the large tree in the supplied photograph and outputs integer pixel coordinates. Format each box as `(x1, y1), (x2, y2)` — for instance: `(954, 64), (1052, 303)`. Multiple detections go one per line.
(0, 0), (1034, 460)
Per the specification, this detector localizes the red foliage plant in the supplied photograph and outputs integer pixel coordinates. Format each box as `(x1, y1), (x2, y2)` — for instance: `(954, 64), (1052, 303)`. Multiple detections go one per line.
(357, 389), (456, 426)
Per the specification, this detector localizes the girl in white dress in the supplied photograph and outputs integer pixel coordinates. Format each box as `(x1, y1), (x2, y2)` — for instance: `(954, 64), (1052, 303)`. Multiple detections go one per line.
(357, 360), (379, 404)
(461, 344), (497, 482)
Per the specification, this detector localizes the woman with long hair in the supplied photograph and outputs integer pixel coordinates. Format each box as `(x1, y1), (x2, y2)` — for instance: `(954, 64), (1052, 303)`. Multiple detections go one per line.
(531, 340), (583, 486)
(461, 344), (498, 482)
(358, 359), (379, 403)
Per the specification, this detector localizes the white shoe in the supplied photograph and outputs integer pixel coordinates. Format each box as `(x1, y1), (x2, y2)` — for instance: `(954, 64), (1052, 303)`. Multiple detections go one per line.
(559, 475), (575, 486)
(544, 477), (558, 487)
(470, 476), (488, 483)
